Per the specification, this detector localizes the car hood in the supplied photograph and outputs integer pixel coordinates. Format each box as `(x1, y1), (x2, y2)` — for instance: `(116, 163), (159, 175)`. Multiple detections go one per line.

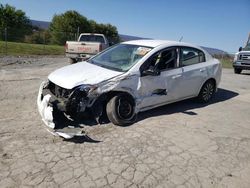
(48, 61), (123, 89)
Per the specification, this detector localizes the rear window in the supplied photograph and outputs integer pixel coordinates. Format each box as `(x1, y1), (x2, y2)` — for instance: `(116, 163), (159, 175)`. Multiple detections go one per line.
(79, 35), (105, 43)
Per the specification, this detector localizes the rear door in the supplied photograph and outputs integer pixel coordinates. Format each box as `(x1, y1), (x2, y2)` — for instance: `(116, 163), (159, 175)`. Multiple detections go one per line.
(175, 47), (208, 99)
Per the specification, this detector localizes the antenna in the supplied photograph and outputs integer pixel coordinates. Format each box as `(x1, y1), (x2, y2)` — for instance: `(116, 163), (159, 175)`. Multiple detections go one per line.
(179, 36), (183, 42)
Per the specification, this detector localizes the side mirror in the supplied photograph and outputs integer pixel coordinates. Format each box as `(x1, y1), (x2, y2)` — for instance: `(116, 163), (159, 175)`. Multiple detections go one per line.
(239, 47), (242, 52)
(142, 66), (160, 76)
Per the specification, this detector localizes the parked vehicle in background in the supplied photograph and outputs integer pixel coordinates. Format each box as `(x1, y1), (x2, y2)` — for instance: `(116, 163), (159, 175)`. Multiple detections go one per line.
(65, 33), (110, 64)
(233, 33), (250, 74)
(38, 40), (222, 138)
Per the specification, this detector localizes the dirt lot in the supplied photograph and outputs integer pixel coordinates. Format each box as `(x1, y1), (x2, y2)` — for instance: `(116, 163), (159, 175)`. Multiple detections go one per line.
(0, 57), (250, 188)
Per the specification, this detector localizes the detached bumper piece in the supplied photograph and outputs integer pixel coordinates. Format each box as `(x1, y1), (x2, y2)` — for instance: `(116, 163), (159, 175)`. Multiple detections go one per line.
(37, 81), (86, 139)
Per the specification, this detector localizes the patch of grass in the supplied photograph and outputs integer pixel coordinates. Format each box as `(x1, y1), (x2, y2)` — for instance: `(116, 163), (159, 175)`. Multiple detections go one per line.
(219, 58), (233, 69)
(213, 54), (233, 69)
(0, 41), (64, 55)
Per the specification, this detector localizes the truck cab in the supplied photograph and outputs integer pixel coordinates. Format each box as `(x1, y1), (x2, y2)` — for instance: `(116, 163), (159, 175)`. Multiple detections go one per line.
(233, 33), (250, 74)
(65, 33), (109, 64)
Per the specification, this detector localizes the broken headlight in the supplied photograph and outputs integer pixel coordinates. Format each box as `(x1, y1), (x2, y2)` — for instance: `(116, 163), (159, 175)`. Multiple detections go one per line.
(67, 84), (98, 114)
(77, 84), (98, 94)
(47, 81), (72, 98)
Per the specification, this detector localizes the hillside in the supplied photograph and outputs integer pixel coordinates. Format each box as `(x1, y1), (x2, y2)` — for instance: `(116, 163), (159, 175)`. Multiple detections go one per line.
(30, 20), (50, 30)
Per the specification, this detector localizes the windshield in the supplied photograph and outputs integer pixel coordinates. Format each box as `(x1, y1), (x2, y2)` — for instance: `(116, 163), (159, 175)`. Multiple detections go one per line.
(89, 44), (152, 72)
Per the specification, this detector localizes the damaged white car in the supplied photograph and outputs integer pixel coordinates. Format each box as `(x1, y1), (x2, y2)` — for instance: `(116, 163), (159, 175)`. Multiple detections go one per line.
(37, 40), (221, 137)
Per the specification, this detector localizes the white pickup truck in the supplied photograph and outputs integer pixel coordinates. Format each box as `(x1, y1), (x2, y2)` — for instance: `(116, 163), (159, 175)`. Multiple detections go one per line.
(233, 33), (250, 74)
(65, 33), (109, 63)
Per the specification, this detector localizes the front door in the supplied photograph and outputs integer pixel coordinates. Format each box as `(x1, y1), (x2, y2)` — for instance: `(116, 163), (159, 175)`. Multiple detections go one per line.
(138, 47), (183, 109)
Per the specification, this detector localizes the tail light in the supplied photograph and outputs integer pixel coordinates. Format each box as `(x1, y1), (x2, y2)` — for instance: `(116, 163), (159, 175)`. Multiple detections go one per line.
(99, 44), (102, 52)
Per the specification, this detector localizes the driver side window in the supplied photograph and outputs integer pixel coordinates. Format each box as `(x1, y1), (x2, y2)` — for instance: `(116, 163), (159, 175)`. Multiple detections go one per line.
(157, 49), (177, 70)
(141, 48), (178, 73)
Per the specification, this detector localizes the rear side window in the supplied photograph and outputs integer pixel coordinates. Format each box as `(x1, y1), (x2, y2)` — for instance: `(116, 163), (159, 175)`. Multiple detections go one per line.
(140, 48), (178, 72)
(180, 47), (205, 66)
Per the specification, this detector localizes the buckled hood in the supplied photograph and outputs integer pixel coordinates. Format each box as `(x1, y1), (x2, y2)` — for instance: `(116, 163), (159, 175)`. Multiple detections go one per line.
(48, 61), (123, 89)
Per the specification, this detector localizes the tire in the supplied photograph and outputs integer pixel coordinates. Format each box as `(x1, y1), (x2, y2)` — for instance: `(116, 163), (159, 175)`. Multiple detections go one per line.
(234, 68), (242, 74)
(197, 80), (215, 103)
(68, 58), (77, 64)
(106, 94), (137, 126)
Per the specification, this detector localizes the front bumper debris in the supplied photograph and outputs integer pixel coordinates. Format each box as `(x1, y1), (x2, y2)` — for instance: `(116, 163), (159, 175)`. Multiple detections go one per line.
(37, 81), (55, 129)
(37, 81), (86, 139)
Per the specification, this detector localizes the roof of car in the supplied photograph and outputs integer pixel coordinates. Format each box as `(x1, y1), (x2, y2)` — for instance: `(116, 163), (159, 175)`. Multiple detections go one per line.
(122, 39), (201, 49)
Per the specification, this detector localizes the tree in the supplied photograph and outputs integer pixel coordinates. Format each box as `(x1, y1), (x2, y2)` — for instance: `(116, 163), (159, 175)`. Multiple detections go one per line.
(49, 10), (91, 45)
(24, 29), (51, 44)
(50, 10), (120, 45)
(88, 20), (119, 43)
(99, 23), (120, 43)
(0, 4), (32, 42)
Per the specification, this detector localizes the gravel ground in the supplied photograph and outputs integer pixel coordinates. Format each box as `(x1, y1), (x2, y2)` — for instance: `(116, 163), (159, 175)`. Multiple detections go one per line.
(0, 57), (250, 188)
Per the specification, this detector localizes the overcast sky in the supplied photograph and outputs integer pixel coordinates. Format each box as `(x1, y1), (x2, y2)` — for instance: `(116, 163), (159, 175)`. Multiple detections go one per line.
(1, 0), (250, 52)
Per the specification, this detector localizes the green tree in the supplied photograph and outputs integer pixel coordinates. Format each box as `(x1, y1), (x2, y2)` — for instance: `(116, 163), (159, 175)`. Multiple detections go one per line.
(24, 29), (51, 44)
(88, 20), (119, 43)
(100, 23), (120, 43)
(49, 10), (91, 45)
(0, 4), (32, 42)
(50, 10), (120, 45)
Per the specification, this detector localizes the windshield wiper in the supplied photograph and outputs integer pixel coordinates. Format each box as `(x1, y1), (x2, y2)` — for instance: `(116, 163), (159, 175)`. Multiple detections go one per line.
(88, 59), (124, 72)
(106, 66), (124, 72)
(97, 63), (124, 72)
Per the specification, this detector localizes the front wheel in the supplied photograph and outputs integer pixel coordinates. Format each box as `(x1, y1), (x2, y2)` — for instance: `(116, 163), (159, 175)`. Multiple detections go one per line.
(197, 80), (215, 103)
(106, 94), (137, 126)
(234, 68), (242, 74)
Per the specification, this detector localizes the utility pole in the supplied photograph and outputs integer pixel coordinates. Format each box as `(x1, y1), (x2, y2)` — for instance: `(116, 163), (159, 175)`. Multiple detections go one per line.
(4, 27), (7, 55)
(179, 36), (183, 42)
(77, 26), (80, 40)
(246, 32), (250, 47)
(43, 32), (46, 54)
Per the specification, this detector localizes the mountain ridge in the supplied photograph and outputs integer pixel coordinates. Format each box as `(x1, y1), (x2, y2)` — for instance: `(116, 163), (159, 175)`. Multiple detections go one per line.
(30, 20), (228, 55)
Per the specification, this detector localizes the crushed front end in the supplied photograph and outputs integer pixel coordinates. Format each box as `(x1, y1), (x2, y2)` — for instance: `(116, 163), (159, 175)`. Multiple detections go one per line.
(37, 80), (101, 138)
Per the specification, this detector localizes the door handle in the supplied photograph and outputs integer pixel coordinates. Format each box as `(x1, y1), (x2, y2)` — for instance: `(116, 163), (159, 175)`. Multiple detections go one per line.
(200, 68), (206, 72)
(172, 74), (182, 79)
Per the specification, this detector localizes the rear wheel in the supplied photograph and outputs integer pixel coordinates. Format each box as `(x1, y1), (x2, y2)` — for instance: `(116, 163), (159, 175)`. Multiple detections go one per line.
(106, 94), (137, 126)
(234, 68), (242, 74)
(197, 80), (215, 103)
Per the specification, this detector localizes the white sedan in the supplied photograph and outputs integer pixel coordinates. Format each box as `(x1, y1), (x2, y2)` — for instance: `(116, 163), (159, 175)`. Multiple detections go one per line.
(37, 40), (221, 136)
